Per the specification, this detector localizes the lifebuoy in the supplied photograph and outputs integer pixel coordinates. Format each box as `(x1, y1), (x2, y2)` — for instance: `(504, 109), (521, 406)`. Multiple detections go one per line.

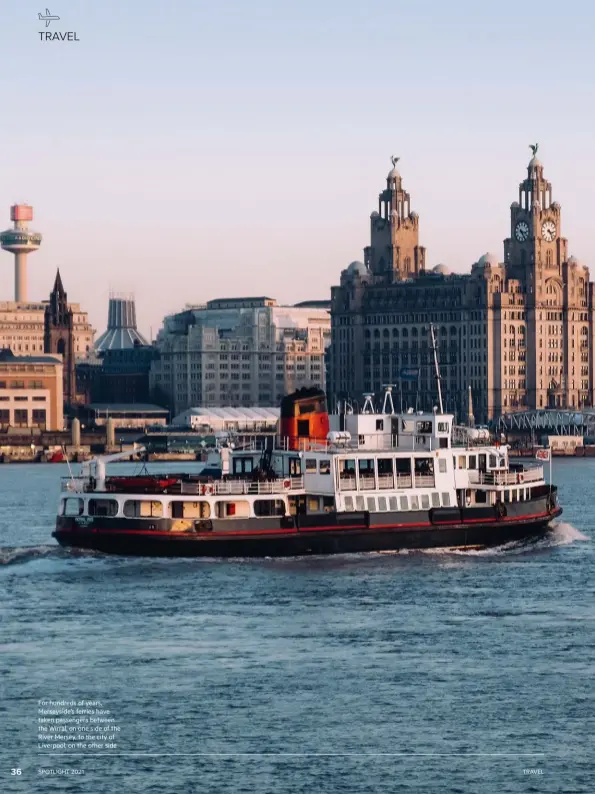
(202, 483), (214, 496)
(283, 479), (291, 491)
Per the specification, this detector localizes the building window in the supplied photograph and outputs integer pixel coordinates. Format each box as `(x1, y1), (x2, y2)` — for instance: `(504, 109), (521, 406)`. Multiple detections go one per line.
(14, 409), (28, 426)
(32, 409), (46, 427)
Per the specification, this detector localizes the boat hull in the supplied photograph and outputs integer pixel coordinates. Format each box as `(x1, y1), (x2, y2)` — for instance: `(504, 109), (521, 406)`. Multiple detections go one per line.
(53, 501), (562, 558)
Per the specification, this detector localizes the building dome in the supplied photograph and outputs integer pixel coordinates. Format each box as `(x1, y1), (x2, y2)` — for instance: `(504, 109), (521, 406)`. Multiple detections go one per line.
(432, 263), (450, 275)
(551, 201), (561, 210)
(370, 210), (379, 218)
(568, 255), (581, 268)
(410, 210), (418, 218)
(511, 201), (520, 209)
(387, 166), (400, 181)
(346, 260), (368, 277)
(477, 252), (499, 269)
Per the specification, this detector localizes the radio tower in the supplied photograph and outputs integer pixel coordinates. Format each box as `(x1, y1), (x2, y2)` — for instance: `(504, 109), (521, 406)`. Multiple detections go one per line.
(0, 204), (43, 302)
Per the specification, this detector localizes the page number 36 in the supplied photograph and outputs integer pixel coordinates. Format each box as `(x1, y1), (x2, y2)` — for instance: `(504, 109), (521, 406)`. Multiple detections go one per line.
(11, 769), (22, 775)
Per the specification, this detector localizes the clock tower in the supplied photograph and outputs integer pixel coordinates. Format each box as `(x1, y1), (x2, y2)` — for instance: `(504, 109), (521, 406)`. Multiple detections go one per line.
(504, 145), (568, 298)
(365, 157), (426, 283)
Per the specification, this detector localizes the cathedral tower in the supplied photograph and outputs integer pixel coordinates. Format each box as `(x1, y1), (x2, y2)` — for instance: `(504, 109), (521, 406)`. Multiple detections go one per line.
(44, 269), (76, 405)
(365, 157), (426, 282)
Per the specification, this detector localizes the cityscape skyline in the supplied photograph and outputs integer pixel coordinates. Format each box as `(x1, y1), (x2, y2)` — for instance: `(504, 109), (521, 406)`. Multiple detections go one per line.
(2, 0), (594, 337)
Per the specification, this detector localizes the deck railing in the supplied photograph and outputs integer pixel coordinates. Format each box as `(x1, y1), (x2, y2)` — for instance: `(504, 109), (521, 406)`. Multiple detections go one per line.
(337, 473), (417, 492)
(468, 466), (543, 486)
(62, 475), (305, 497)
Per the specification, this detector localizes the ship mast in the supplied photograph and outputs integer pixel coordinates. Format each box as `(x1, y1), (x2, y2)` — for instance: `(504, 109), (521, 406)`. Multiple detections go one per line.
(429, 324), (444, 414)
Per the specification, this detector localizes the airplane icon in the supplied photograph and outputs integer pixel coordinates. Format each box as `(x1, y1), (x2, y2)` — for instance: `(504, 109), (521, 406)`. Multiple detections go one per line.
(38, 8), (60, 27)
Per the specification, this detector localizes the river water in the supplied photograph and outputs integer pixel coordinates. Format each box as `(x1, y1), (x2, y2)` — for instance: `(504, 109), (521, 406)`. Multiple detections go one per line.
(1, 460), (593, 793)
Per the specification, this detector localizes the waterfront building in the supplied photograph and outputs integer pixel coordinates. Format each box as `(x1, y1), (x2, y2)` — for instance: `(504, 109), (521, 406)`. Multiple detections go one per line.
(150, 297), (331, 415)
(329, 149), (593, 422)
(0, 349), (64, 431)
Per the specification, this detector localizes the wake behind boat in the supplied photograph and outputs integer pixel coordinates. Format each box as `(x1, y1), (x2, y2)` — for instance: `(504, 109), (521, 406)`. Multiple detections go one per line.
(52, 385), (561, 557)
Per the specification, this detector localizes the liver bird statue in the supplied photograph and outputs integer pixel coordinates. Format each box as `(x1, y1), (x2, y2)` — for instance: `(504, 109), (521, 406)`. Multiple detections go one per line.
(529, 143), (539, 157)
(391, 155), (400, 167)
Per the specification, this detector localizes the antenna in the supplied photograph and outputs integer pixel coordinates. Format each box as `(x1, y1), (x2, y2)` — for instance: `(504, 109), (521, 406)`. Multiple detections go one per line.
(429, 324), (444, 414)
(381, 385), (395, 414)
(362, 393), (375, 414)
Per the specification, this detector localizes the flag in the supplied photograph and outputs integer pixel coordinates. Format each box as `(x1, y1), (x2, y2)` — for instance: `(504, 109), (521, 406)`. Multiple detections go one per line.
(535, 448), (550, 461)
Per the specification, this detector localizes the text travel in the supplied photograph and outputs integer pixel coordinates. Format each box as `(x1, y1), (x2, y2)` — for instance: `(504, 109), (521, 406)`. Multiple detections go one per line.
(39, 32), (80, 41)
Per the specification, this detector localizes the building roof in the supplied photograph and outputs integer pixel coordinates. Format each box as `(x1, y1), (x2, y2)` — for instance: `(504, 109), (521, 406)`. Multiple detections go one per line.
(95, 296), (149, 352)
(0, 349), (62, 365)
(88, 403), (168, 414)
(173, 406), (280, 424)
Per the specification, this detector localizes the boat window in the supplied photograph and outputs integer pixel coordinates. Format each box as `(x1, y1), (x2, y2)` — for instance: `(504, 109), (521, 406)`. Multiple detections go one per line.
(308, 496), (320, 512)
(489, 454), (497, 469)
(378, 496), (387, 511)
(322, 497), (334, 513)
(437, 422), (449, 433)
(124, 500), (163, 518)
(421, 494), (430, 510)
(414, 458), (434, 476)
(88, 498), (119, 517)
(216, 500), (250, 518)
(441, 493), (451, 506)
(254, 499), (286, 517)
(504, 490), (511, 503)
(170, 501), (210, 519)
(62, 497), (83, 516)
(410, 495), (420, 510)
(458, 456), (466, 469)
(366, 497), (376, 512)
(438, 459), (447, 473)
(401, 419), (415, 433)
(478, 454), (487, 472)
(288, 457), (301, 476)
(389, 496), (398, 510)
(431, 492), (440, 508)
(399, 495), (408, 510)
(475, 490), (487, 503)
(377, 458), (393, 476)
(395, 458), (411, 475)
(376, 419), (384, 431)
(339, 459), (356, 477)
(319, 459), (331, 475)
(468, 455), (477, 470)
(344, 496), (353, 511)
(232, 457), (253, 475)
(355, 495), (365, 511)
(358, 459), (375, 475)
(416, 420), (432, 434)
(305, 458), (317, 473)
(511, 489), (518, 503)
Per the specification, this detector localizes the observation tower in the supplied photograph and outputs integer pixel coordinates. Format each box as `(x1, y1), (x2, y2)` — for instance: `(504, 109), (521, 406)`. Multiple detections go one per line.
(0, 204), (43, 302)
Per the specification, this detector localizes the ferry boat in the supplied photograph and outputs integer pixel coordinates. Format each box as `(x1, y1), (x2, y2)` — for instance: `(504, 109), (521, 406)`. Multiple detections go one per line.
(53, 387), (562, 557)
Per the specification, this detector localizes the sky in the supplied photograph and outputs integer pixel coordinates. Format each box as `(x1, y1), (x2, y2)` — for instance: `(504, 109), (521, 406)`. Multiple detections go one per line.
(1, 0), (594, 339)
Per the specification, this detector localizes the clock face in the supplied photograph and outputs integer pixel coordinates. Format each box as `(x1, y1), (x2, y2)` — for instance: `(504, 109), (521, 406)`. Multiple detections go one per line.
(542, 220), (556, 242)
(515, 221), (529, 242)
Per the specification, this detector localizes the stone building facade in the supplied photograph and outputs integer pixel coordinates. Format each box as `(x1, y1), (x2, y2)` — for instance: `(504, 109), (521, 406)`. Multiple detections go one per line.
(330, 151), (593, 423)
(150, 297), (331, 415)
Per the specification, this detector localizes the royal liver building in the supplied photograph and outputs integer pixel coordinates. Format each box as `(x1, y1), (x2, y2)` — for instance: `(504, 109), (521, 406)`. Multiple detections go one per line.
(329, 148), (594, 423)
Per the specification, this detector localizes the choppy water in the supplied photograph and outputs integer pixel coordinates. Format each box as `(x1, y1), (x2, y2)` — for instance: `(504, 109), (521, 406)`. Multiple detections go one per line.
(1, 460), (593, 793)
